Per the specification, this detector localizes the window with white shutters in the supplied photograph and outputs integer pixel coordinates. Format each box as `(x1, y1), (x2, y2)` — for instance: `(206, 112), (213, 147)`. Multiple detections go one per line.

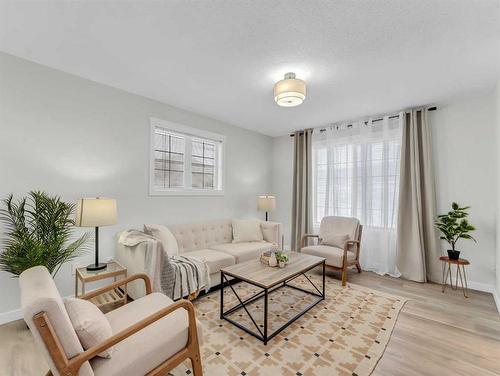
(150, 118), (225, 195)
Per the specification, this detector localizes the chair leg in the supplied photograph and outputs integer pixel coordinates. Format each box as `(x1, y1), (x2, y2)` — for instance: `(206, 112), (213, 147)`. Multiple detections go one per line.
(341, 268), (347, 287)
(356, 262), (362, 273)
(190, 345), (203, 376)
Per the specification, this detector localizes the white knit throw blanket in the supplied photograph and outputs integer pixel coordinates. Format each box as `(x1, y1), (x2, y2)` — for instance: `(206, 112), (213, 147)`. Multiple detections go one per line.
(169, 255), (210, 300)
(118, 230), (209, 300)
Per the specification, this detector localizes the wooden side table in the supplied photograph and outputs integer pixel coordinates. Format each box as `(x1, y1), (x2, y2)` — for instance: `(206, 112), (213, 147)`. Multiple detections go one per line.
(75, 260), (128, 308)
(439, 256), (469, 298)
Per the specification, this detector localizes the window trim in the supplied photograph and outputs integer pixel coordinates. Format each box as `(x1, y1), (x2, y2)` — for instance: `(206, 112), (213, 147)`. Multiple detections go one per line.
(149, 117), (226, 196)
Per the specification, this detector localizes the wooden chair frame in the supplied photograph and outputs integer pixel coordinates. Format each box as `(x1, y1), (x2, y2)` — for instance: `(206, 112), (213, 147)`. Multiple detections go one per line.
(33, 273), (203, 376)
(301, 225), (363, 286)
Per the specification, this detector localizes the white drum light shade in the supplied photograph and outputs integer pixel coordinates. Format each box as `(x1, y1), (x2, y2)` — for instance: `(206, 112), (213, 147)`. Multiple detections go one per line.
(274, 72), (306, 107)
(76, 197), (118, 271)
(75, 198), (117, 227)
(258, 195), (276, 212)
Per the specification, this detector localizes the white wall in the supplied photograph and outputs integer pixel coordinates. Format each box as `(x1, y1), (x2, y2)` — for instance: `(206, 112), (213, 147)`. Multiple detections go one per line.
(0, 52), (273, 319)
(271, 93), (498, 289)
(431, 93), (497, 288)
(496, 77), (500, 308)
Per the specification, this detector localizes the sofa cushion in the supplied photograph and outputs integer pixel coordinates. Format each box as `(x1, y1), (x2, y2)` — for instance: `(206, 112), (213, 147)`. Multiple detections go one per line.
(169, 219), (233, 253)
(91, 293), (197, 376)
(301, 245), (356, 267)
(261, 221), (281, 245)
(211, 241), (273, 263)
(183, 249), (236, 274)
(232, 219), (264, 243)
(64, 298), (113, 358)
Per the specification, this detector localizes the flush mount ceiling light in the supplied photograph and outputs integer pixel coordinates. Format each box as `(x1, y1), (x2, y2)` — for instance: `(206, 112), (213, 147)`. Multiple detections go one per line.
(274, 72), (306, 107)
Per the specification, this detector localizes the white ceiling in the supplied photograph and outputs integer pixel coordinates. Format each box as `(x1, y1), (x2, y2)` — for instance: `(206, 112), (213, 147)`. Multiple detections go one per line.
(1, 1), (499, 137)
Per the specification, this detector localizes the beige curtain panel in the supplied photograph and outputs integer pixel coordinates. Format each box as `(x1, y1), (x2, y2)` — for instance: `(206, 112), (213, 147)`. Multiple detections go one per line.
(396, 110), (441, 282)
(291, 129), (313, 251)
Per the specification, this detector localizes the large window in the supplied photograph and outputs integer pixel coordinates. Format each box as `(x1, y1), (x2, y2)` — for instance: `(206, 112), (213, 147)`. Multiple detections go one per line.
(312, 117), (401, 229)
(149, 118), (225, 195)
(312, 115), (402, 276)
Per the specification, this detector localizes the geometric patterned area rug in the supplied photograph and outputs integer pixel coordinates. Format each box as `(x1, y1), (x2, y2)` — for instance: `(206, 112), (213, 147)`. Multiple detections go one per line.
(170, 273), (407, 376)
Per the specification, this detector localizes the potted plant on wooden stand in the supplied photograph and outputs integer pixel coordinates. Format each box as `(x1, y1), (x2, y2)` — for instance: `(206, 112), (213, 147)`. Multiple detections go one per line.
(435, 202), (476, 260)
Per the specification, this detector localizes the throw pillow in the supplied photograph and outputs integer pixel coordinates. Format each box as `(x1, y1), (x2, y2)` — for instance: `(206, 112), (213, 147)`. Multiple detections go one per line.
(261, 223), (278, 244)
(321, 233), (349, 248)
(64, 298), (113, 358)
(232, 219), (264, 243)
(144, 224), (179, 257)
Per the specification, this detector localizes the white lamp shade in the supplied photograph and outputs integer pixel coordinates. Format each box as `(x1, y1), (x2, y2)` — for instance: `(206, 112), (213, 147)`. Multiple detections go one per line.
(258, 195), (276, 212)
(274, 73), (306, 107)
(75, 198), (117, 227)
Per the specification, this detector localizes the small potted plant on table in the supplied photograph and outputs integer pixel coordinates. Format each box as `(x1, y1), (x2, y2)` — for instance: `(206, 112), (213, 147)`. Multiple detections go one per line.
(435, 202), (476, 260)
(276, 251), (289, 268)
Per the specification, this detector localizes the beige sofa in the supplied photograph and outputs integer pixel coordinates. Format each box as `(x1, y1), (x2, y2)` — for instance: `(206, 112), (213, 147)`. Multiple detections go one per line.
(116, 219), (282, 299)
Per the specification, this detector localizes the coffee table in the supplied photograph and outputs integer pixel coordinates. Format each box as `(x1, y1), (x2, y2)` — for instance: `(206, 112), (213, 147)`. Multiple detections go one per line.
(220, 252), (325, 345)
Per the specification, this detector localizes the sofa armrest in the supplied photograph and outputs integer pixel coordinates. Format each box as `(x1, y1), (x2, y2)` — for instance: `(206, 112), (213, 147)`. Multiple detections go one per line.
(115, 235), (155, 300)
(261, 221), (282, 248)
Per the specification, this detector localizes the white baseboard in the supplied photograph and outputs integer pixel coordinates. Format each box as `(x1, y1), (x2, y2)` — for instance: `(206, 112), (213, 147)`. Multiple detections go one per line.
(0, 308), (22, 325)
(467, 280), (496, 293)
(493, 289), (500, 315)
(466, 280), (499, 315)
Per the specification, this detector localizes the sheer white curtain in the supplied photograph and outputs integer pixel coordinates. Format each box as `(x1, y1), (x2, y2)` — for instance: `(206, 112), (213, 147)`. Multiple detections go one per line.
(312, 115), (403, 277)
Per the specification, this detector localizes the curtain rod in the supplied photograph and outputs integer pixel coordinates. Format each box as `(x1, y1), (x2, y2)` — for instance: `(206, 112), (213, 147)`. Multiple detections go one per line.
(289, 106), (437, 137)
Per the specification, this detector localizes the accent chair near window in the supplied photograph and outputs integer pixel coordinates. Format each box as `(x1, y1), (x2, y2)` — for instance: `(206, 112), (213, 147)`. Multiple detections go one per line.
(301, 216), (363, 286)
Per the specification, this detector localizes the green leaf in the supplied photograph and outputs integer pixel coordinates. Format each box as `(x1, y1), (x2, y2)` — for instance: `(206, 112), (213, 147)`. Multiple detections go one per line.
(0, 192), (91, 277)
(435, 202), (475, 247)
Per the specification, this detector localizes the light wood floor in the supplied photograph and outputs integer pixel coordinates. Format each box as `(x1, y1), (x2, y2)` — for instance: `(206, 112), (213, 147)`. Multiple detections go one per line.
(1, 269), (499, 375)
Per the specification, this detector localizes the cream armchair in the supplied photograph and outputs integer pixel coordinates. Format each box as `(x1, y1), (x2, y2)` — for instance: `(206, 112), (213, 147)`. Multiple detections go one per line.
(19, 266), (202, 376)
(301, 216), (363, 286)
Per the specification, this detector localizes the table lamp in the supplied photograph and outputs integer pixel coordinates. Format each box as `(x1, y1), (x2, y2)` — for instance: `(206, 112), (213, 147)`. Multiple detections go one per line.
(75, 197), (117, 271)
(258, 195), (276, 221)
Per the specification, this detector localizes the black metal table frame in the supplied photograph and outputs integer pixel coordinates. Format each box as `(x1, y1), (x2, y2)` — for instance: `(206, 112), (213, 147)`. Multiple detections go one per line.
(220, 260), (325, 345)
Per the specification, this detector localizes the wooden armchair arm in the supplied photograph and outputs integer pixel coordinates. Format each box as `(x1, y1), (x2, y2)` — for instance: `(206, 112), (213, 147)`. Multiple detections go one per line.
(301, 234), (321, 248)
(68, 299), (197, 373)
(344, 240), (360, 246)
(79, 273), (152, 301)
(343, 240), (361, 261)
(58, 299), (197, 375)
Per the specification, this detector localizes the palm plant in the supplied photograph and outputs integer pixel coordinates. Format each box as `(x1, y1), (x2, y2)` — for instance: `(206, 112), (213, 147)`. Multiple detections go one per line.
(0, 191), (91, 277)
(435, 202), (476, 259)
